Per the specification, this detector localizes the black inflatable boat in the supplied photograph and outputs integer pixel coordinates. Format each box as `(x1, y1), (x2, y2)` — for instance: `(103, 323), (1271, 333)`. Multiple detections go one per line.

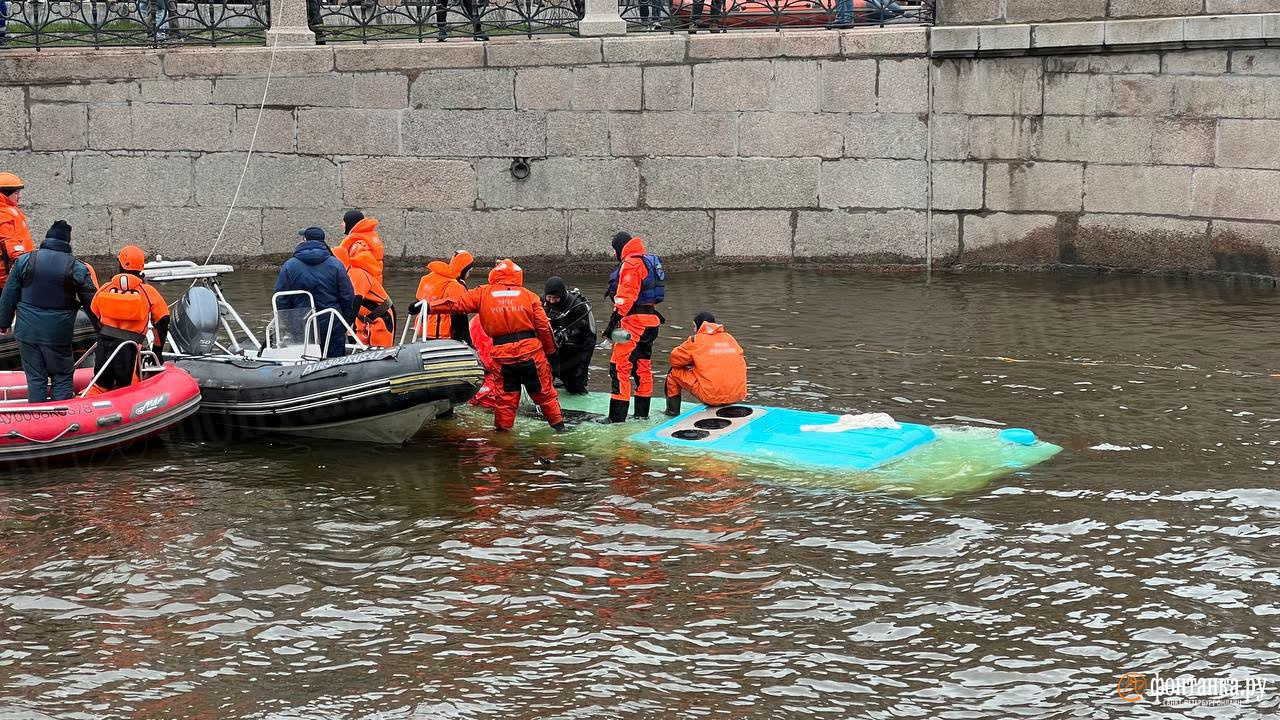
(146, 261), (484, 444)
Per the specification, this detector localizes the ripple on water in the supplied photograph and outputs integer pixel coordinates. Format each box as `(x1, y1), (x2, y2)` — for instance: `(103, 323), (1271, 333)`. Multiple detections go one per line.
(3, 271), (1280, 717)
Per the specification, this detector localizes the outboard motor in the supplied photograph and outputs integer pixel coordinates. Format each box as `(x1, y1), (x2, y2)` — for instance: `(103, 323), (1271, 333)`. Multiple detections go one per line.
(170, 286), (221, 356)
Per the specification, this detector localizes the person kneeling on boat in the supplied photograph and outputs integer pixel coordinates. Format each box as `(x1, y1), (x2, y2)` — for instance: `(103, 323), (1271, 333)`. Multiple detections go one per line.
(0, 221), (101, 403)
(543, 276), (595, 396)
(410, 250), (474, 344)
(428, 259), (565, 433)
(664, 311), (747, 417)
(88, 245), (170, 393)
(275, 227), (355, 359)
(346, 236), (395, 348)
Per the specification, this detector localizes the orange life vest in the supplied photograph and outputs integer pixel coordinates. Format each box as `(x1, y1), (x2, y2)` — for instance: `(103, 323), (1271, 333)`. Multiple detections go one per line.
(90, 273), (170, 342)
(415, 251), (474, 339)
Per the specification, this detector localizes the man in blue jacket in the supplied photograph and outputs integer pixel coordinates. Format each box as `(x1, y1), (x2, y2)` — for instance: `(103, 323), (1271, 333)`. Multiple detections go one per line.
(274, 226), (355, 358)
(0, 221), (101, 402)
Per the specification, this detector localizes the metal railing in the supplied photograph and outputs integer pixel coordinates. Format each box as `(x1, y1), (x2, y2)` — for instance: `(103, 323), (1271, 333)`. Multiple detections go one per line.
(0, 0), (933, 49)
(619, 0), (933, 32)
(314, 0), (580, 43)
(0, 0), (268, 49)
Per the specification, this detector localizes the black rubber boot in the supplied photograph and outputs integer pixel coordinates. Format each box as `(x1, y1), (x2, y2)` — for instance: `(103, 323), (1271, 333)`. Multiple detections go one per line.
(664, 394), (681, 417)
(550, 422), (567, 434)
(602, 398), (629, 424)
(632, 396), (651, 420)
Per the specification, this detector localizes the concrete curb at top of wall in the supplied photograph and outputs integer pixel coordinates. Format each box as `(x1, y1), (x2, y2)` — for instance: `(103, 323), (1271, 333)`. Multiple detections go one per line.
(934, 13), (1280, 58)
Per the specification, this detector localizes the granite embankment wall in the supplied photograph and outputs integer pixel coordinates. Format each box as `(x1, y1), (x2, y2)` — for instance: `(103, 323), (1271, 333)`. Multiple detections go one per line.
(1, 13), (1280, 274)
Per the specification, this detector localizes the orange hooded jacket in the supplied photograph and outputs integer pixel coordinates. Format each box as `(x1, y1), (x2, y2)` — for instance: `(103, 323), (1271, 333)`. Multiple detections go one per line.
(0, 193), (32, 290)
(415, 250), (474, 340)
(429, 259), (554, 362)
(347, 241), (394, 347)
(613, 236), (662, 329)
(668, 322), (748, 406)
(337, 218), (382, 279)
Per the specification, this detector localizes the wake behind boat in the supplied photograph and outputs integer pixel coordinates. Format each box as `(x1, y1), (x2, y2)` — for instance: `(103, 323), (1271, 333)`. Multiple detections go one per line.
(145, 261), (484, 445)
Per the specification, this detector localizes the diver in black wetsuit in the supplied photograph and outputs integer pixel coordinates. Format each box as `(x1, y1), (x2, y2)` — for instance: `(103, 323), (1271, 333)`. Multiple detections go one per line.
(543, 276), (596, 396)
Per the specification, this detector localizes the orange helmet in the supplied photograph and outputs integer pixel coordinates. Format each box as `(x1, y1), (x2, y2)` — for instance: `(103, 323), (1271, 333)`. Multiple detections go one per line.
(0, 172), (23, 191)
(118, 245), (145, 272)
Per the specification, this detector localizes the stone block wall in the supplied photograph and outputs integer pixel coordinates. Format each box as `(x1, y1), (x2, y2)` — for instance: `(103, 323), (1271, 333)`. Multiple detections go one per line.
(938, 0), (1278, 25)
(2, 18), (1280, 276)
(0, 30), (949, 265)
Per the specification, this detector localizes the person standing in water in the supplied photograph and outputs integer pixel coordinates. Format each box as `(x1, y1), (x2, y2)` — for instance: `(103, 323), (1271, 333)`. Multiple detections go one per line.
(602, 232), (666, 423)
(428, 259), (564, 433)
(543, 276), (595, 396)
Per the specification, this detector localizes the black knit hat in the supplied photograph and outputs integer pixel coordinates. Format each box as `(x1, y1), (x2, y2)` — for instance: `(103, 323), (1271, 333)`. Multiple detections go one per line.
(46, 220), (72, 244)
(694, 311), (716, 330)
(343, 209), (365, 234)
(610, 231), (632, 260)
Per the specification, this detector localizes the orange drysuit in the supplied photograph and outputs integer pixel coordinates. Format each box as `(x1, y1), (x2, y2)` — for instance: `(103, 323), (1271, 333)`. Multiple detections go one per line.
(666, 322), (747, 406)
(414, 251), (474, 342)
(347, 241), (395, 348)
(337, 218), (382, 277)
(0, 192), (32, 290)
(467, 315), (502, 411)
(608, 236), (663, 416)
(430, 259), (563, 431)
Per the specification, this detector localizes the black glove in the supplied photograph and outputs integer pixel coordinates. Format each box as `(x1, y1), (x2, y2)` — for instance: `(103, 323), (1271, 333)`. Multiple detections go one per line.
(409, 300), (424, 315)
(602, 312), (620, 341)
(155, 348), (165, 364)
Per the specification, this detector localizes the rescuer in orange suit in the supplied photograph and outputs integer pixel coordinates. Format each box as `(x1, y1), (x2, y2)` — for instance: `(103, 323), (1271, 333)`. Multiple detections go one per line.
(601, 232), (665, 424)
(664, 311), (748, 416)
(410, 250), (474, 343)
(466, 314), (503, 411)
(89, 245), (170, 392)
(335, 210), (382, 275)
(428, 259), (565, 433)
(0, 172), (33, 290)
(346, 240), (395, 348)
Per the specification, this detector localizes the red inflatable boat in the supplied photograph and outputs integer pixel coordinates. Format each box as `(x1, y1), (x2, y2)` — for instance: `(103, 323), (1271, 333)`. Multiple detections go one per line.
(0, 364), (201, 466)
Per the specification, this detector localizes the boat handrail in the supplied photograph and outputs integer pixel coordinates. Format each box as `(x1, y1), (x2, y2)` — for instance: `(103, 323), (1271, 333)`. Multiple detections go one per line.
(308, 308), (367, 356)
(401, 309), (431, 345)
(266, 291), (318, 351)
(210, 282), (262, 354)
(77, 340), (146, 398)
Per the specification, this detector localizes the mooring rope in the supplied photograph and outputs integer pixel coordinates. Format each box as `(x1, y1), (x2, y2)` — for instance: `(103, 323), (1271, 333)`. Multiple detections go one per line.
(203, 40), (279, 266)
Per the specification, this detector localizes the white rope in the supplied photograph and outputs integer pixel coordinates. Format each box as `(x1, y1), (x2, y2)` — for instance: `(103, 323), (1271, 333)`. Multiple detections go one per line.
(202, 40), (279, 266)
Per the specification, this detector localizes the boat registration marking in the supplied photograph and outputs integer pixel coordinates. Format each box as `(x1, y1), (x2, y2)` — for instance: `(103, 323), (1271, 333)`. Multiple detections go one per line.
(301, 349), (396, 376)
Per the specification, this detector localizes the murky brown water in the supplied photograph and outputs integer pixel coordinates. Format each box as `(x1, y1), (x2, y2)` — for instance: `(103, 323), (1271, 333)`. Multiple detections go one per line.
(2, 268), (1279, 718)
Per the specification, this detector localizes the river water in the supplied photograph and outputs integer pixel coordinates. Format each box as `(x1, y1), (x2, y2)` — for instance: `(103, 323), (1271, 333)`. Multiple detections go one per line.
(2, 268), (1278, 719)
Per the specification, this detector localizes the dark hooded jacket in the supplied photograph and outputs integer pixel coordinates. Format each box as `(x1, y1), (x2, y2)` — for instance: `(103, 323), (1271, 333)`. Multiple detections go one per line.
(274, 239), (356, 357)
